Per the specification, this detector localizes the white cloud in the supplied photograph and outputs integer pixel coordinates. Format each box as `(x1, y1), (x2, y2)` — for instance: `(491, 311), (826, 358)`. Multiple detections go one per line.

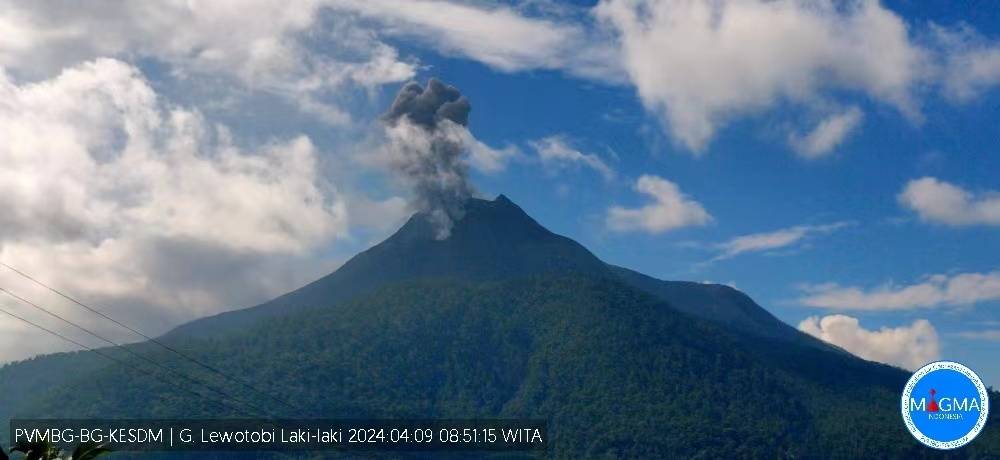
(936, 24), (1000, 101)
(4, 0), (953, 156)
(325, 0), (620, 80)
(10, 0), (993, 155)
(594, 0), (925, 152)
(788, 106), (864, 158)
(0, 0), (416, 123)
(798, 271), (1000, 310)
(530, 136), (615, 181)
(714, 222), (850, 261)
(313, 1), (1000, 156)
(465, 133), (521, 174)
(899, 177), (1000, 226)
(607, 175), (711, 233)
(955, 330), (1000, 342)
(946, 47), (1000, 101)
(0, 59), (357, 363)
(798, 314), (939, 370)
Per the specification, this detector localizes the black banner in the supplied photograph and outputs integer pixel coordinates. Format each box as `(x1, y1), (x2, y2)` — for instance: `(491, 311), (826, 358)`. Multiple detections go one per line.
(10, 419), (547, 452)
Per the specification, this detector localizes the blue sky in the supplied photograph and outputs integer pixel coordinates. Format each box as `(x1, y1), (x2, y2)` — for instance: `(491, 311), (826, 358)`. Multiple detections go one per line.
(408, 44), (1000, 385)
(0, 0), (997, 386)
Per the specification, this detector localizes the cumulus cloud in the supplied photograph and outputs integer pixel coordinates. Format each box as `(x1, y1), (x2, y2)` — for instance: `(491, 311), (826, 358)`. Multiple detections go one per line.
(0, 59), (351, 362)
(13, 0), (995, 157)
(798, 314), (939, 370)
(0, 0), (416, 123)
(713, 222), (850, 261)
(898, 177), (1000, 226)
(530, 136), (615, 181)
(798, 271), (1000, 310)
(607, 175), (711, 233)
(788, 107), (864, 158)
(318, 0), (1000, 155)
(594, 0), (925, 152)
(319, 1), (1000, 156)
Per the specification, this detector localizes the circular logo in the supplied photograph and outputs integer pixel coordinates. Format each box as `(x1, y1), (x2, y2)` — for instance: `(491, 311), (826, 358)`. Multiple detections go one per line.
(901, 361), (990, 449)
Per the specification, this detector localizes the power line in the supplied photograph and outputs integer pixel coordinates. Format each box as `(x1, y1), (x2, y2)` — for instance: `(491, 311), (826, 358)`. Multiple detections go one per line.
(0, 302), (253, 417)
(0, 261), (306, 415)
(0, 285), (277, 419)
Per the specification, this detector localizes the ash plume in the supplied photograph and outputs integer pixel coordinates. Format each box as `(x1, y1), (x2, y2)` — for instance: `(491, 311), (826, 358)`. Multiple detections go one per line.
(380, 78), (475, 239)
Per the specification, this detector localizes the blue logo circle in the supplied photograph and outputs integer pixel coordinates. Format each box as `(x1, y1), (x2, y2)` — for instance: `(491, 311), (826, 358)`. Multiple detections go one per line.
(901, 361), (990, 449)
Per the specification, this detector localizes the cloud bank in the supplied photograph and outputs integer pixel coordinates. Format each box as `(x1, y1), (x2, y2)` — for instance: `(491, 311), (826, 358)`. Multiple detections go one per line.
(0, 0), (417, 124)
(0, 58), (353, 362)
(798, 314), (939, 370)
(6, 0), (1000, 158)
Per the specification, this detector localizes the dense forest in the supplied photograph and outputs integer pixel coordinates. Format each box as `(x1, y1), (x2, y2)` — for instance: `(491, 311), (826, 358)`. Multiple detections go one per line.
(4, 275), (998, 458)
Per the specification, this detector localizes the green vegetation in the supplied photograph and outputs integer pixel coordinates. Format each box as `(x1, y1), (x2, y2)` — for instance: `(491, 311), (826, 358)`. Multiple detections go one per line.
(4, 275), (998, 458)
(1, 198), (997, 458)
(3, 441), (109, 460)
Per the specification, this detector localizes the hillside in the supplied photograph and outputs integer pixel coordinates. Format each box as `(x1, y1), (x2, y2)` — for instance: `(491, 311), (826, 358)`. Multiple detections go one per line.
(165, 196), (816, 347)
(1, 195), (997, 458)
(13, 275), (1000, 458)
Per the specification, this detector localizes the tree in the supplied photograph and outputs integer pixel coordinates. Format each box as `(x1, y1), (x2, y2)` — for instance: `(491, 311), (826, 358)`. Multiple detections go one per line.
(6, 441), (110, 460)
(67, 443), (111, 460)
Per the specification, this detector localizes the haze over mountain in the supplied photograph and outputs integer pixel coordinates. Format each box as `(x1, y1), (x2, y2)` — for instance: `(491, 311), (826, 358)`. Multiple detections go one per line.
(1, 195), (997, 457)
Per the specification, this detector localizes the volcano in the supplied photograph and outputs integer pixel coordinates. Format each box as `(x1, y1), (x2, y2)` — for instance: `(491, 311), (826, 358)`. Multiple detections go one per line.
(1, 195), (998, 457)
(168, 196), (821, 347)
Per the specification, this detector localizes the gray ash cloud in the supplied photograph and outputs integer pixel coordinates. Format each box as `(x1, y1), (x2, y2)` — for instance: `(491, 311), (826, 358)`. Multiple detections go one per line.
(380, 79), (475, 239)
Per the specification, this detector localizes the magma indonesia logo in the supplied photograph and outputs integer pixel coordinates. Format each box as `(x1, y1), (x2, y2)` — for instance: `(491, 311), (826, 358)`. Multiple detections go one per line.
(902, 361), (990, 449)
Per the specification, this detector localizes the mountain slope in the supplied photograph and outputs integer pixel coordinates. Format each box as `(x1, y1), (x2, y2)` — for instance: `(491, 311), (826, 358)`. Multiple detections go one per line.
(166, 196), (811, 347)
(609, 265), (834, 349)
(166, 195), (612, 339)
(17, 275), (999, 458)
(2, 194), (998, 457)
